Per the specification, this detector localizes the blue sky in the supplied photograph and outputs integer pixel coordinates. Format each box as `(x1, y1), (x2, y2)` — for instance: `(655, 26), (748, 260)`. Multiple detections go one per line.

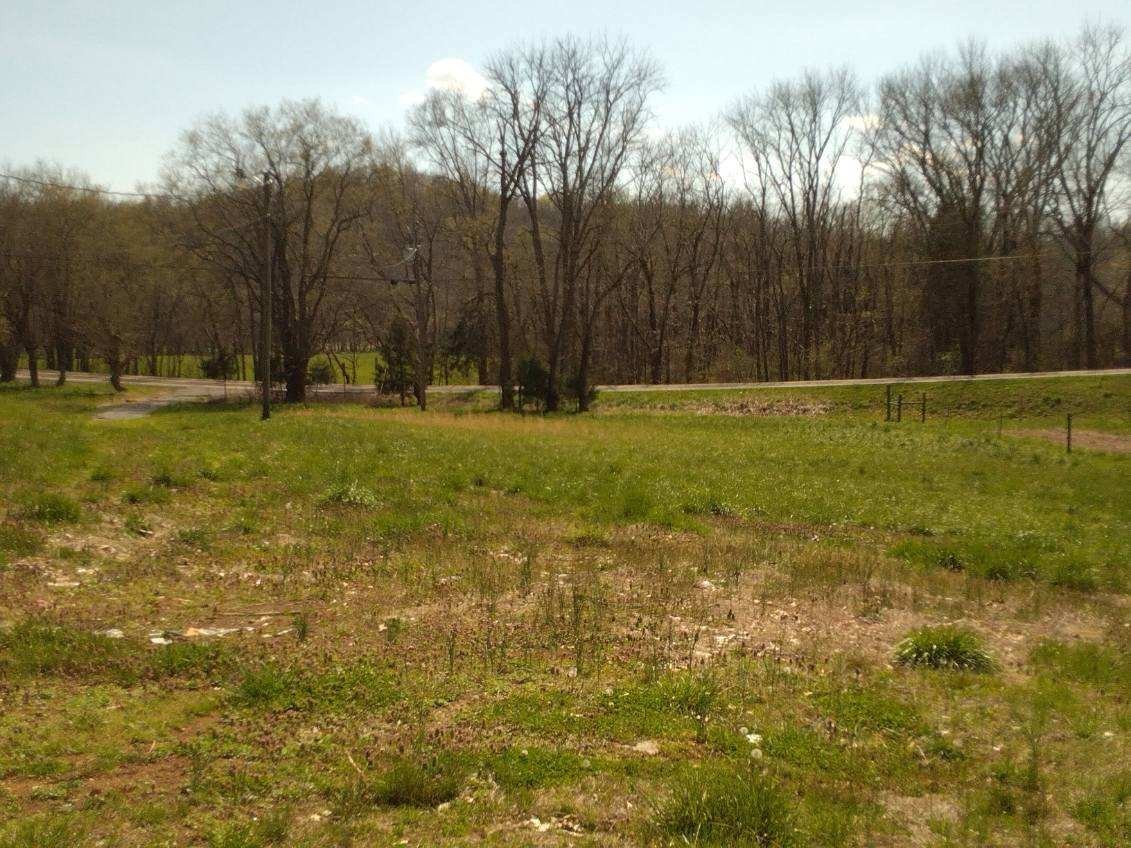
(1, 0), (1127, 190)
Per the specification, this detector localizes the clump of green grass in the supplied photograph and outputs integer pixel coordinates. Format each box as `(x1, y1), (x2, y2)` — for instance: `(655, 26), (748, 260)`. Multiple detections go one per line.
(151, 467), (190, 489)
(369, 752), (466, 808)
(0, 522), (42, 560)
(124, 515), (152, 536)
(16, 492), (81, 524)
(1030, 640), (1130, 696)
(121, 485), (170, 505)
(320, 480), (379, 508)
(1070, 772), (1131, 844)
(174, 527), (212, 548)
(204, 813), (288, 848)
(0, 814), (83, 848)
(0, 621), (233, 684)
(488, 746), (584, 791)
(894, 626), (994, 672)
(0, 621), (135, 680)
(1048, 562), (1099, 593)
(231, 661), (399, 712)
(655, 765), (795, 846)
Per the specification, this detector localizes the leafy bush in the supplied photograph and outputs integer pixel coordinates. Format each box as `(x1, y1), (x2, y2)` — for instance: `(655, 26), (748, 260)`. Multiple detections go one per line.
(17, 493), (80, 524)
(655, 765), (795, 846)
(308, 359), (335, 385)
(516, 356), (549, 411)
(894, 626), (994, 672)
(199, 352), (237, 380)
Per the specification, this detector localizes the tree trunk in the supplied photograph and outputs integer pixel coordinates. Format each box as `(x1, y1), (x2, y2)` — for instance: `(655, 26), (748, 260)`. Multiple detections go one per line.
(1122, 271), (1131, 366)
(492, 192), (514, 411)
(284, 359), (307, 403)
(25, 344), (39, 387)
(0, 339), (18, 382)
(1081, 266), (1098, 370)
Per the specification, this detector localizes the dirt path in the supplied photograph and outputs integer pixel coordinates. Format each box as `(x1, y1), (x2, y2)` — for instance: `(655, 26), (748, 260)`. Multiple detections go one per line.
(1010, 427), (1131, 454)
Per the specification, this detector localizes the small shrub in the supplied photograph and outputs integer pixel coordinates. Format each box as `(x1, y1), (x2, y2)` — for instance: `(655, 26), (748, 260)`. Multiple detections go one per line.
(894, 626), (994, 672)
(308, 359), (335, 386)
(655, 765), (796, 847)
(321, 481), (379, 509)
(516, 356), (549, 411)
(17, 493), (80, 524)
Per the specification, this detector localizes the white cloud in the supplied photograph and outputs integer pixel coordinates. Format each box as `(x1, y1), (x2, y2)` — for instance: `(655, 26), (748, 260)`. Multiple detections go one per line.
(399, 57), (489, 108)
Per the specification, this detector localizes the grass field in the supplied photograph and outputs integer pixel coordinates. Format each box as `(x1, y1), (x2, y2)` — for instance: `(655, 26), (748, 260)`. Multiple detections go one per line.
(0, 377), (1128, 846)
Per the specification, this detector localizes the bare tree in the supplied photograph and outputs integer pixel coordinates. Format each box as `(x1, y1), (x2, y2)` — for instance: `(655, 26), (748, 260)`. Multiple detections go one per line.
(520, 36), (662, 410)
(165, 99), (378, 402)
(1051, 24), (1131, 368)
(410, 49), (547, 409)
(729, 67), (863, 378)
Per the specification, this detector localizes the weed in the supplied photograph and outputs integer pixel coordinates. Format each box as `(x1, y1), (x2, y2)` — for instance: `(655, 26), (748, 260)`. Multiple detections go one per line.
(124, 515), (152, 536)
(895, 626), (994, 672)
(321, 480), (379, 508)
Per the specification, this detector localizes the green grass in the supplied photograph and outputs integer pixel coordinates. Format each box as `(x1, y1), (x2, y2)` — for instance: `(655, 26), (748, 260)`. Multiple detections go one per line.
(0, 376), (1126, 846)
(654, 765), (796, 846)
(894, 626), (995, 672)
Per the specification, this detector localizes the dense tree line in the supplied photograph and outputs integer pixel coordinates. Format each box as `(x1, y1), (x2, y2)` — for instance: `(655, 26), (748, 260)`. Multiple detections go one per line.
(2, 27), (1129, 410)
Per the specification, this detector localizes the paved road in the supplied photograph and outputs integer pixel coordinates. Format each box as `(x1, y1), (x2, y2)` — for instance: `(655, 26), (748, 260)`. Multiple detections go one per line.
(15, 366), (1131, 399)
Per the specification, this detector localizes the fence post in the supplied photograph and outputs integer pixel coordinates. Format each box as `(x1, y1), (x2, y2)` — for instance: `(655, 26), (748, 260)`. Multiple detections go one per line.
(896, 394), (903, 422)
(885, 385), (892, 422)
(1066, 413), (1072, 454)
(920, 393), (926, 423)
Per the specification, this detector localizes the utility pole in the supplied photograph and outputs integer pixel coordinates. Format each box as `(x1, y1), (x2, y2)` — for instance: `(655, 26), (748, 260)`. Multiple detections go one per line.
(260, 172), (273, 421)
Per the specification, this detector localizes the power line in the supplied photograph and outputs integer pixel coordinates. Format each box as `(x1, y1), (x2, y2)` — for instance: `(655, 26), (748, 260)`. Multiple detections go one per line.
(0, 171), (171, 200)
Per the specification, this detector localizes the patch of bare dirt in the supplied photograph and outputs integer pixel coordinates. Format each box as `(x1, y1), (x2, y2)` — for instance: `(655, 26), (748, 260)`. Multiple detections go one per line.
(1010, 427), (1131, 453)
(622, 398), (832, 417)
